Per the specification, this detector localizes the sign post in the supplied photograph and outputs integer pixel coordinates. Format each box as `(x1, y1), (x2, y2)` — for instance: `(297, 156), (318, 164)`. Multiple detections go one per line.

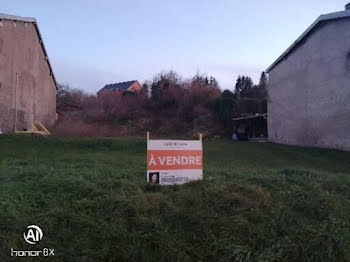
(147, 132), (203, 185)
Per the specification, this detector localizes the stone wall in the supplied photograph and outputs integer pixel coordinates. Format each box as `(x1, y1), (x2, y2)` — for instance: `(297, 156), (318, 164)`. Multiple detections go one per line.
(0, 19), (56, 133)
(268, 19), (350, 151)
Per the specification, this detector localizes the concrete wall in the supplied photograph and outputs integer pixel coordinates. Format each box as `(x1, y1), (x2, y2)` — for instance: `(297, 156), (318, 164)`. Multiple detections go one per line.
(268, 19), (350, 151)
(0, 19), (56, 133)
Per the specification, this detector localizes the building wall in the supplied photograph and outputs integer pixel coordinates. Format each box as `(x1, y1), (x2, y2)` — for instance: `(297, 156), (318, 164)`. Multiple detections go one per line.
(268, 19), (350, 151)
(0, 19), (56, 133)
(127, 81), (142, 92)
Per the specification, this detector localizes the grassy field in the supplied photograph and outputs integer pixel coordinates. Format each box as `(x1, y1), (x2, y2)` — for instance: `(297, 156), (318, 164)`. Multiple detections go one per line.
(0, 136), (349, 261)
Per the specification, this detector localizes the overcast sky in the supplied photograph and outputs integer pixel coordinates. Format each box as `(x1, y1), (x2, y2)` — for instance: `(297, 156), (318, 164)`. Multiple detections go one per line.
(1, 0), (349, 93)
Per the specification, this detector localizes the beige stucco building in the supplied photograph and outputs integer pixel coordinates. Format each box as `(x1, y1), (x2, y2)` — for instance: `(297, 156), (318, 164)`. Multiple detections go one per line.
(0, 14), (57, 133)
(267, 4), (350, 151)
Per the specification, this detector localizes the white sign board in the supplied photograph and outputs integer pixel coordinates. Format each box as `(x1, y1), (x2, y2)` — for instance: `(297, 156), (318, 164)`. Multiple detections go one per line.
(147, 139), (203, 185)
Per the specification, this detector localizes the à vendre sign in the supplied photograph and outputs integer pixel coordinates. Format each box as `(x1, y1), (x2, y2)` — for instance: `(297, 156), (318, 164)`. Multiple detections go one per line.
(147, 137), (203, 185)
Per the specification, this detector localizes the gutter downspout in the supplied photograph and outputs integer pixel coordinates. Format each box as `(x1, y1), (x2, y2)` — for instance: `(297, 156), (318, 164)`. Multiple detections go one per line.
(14, 73), (18, 132)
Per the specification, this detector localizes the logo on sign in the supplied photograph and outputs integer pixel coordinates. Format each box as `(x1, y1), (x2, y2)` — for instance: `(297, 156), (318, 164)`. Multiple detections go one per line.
(23, 225), (43, 245)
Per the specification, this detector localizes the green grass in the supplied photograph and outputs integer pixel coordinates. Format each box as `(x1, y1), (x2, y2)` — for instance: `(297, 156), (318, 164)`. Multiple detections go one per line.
(0, 136), (349, 261)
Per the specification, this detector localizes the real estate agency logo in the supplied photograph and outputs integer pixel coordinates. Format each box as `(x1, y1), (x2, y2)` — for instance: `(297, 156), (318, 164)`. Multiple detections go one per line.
(10, 224), (55, 257)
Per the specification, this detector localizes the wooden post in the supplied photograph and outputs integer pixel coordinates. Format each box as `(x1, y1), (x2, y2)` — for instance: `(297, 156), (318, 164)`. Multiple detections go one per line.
(147, 131), (150, 141)
(199, 133), (203, 142)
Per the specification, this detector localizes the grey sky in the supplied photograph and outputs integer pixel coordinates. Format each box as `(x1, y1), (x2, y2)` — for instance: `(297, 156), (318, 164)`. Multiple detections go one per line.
(1, 0), (348, 92)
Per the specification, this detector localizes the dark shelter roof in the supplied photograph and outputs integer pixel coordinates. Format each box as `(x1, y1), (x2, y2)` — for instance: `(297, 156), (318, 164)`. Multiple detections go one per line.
(99, 81), (137, 92)
(232, 113), (267, 121)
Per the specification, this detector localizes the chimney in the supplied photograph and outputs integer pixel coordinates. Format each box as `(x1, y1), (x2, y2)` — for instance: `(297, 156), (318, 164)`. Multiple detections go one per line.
(346, 3), (350, 10)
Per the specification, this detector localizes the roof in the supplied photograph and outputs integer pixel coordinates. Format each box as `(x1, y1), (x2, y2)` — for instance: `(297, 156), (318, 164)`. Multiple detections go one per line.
(232, 113), (267, 121)
(99, 80), (138, 93)
(0, 14), (57, 89)
(267, 9), (350, 73)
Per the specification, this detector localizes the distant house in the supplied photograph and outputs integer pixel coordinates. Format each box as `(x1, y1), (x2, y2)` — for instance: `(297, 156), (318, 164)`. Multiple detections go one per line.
(267, 4), (350, 151)
(0, 14), (57, 133)
(97, 80), (142, 96)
